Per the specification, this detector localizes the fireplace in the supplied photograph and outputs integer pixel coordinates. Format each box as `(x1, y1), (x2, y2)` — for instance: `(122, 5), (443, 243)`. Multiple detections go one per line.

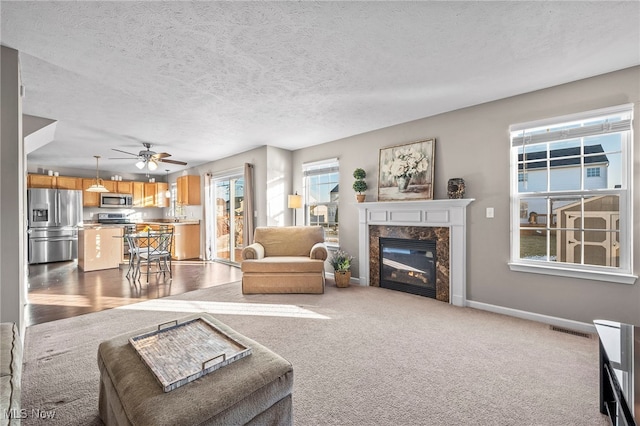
(379, 237), (437, 298)
(356, 199), (473, 306)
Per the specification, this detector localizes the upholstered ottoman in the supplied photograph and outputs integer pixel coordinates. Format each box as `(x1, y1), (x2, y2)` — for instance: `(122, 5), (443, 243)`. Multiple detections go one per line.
(97, 314), (293, 426)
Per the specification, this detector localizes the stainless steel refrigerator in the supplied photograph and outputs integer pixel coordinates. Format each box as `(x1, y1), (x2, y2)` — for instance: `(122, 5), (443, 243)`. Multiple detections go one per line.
(27, 188), (83, 264)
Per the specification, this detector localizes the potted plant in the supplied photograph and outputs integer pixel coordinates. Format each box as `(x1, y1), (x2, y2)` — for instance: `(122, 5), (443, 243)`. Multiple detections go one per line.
(330, 249), (354, 288)
(353, 168), (367, 202)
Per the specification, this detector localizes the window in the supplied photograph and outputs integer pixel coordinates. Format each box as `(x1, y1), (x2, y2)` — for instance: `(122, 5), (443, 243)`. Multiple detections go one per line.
(509, 104), (635, 284)
(303, 158), (339, 246)
(587, 167), (601, 178)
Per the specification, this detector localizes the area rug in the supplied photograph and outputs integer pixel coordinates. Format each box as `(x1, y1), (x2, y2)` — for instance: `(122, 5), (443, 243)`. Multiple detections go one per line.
(21, 281), (608, 425)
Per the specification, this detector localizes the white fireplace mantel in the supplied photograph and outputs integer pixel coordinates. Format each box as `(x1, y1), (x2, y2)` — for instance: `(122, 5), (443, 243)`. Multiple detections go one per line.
(356, 199), (474, 307)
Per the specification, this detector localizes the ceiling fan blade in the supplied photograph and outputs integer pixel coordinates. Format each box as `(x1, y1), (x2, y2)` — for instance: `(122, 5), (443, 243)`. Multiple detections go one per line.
(109, 157), (141, 160)
(111, 148), (139, 157)
(159, 158), (188, 165)
(151, 152), (172, 159)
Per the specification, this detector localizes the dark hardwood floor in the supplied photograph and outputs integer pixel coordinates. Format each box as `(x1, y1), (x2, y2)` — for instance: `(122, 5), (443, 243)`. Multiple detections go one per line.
(26, 260), (242, 326)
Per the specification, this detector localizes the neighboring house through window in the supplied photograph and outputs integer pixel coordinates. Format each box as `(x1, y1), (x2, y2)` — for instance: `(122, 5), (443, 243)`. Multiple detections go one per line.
(302, 158), (339, 247)
(509, 104), (635, 284)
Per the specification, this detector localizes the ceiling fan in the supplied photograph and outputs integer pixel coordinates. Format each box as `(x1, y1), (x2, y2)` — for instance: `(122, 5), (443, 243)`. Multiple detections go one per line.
(110, 142), (187, 171)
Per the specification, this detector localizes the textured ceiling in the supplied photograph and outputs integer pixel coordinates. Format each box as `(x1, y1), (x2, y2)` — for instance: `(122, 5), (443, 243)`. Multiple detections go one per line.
(2, 1), (639, 176)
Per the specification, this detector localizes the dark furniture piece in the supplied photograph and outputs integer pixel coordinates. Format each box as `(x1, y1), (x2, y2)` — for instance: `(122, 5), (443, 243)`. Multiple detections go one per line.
(594, 319), (638, 426)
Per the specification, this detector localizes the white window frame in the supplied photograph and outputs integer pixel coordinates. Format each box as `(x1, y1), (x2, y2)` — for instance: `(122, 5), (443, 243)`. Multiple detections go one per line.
(508, 104), (636, 284)
(302, 158), (339, 247)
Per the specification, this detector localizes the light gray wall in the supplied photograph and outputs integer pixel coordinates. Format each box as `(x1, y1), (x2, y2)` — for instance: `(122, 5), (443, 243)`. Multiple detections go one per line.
(293, 66), (640, 325)
(191, 146), (269, 226)
(1, 46), (26, 335)
(265, 146), (293, 226)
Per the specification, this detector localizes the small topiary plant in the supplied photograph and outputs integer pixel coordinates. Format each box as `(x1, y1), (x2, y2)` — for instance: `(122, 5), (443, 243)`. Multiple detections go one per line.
(353, 168), (367, 195)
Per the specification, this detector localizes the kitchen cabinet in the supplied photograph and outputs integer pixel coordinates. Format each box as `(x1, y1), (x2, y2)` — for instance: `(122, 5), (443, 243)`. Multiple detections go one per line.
(173, 223), (200, 259)
(30, 172), (163, 208)
(140, 183), (168, 208)
(55, 176), (82, 190)
(177, 175), (201, 205)
(102, 180), (117, 193)
(78, 226), (123, 271)
(116, 181), (133, 195)
(156, 183), (169, 208)
(132, 182), (145, 207)
(27, 174), (81, 190)
(27, 174), (55, 188)
(143, 183), (156, 207)
(82, 179), (100, 207)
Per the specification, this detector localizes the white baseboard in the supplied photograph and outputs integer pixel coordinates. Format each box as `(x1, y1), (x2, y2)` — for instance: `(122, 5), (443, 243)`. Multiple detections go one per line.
(466, 300), (596, 334)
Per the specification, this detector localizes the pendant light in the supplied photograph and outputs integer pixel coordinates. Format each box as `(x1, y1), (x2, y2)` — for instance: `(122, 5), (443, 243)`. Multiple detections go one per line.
(165, 169), (171, 198)
(86, 155), (109, 193)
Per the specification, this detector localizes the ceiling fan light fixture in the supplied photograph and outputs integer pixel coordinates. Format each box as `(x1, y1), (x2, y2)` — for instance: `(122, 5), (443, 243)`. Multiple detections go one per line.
(135, 160), (146, 169)
(148, 160), (158, 171)
(86, 155), (109, 193)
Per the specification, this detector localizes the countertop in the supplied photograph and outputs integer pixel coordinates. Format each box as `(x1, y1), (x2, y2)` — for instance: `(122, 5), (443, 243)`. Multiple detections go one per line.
(82, 220), (200, 228)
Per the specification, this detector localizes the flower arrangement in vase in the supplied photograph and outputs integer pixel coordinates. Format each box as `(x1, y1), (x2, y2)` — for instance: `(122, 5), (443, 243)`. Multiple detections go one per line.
(382, 146), (428, 192)
(330, 249), (354, 288)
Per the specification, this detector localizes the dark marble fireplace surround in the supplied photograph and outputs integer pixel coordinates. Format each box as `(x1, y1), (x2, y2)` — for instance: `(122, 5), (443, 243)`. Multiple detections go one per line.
(369, 225), (450, 302)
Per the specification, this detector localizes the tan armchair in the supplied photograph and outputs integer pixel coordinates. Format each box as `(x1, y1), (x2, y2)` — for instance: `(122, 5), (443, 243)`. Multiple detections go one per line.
(241, 226), (328, 294)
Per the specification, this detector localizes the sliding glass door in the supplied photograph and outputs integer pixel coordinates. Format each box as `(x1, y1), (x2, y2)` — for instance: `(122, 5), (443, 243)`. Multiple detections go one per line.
(213, 175), (244, 264)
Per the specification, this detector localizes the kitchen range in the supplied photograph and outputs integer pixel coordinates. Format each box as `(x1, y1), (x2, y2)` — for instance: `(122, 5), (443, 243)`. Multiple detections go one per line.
(27, 188), (82, 264)
(97, 212), (133, 225)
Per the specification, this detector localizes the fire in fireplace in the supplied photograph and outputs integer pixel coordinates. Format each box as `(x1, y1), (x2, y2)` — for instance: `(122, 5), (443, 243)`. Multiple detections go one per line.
(379, 237), (437, 298)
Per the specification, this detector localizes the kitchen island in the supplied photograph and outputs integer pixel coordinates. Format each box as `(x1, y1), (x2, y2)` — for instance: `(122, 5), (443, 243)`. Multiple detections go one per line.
(78, 226), (123, 272)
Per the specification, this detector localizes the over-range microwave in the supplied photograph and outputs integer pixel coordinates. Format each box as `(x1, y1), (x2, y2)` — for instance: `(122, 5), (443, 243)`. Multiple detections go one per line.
(100, 193), (133, 208)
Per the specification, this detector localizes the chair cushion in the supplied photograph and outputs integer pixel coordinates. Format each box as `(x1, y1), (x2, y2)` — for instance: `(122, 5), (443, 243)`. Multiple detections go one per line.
(253, 226), (324, 257)
(241, 257), (325, 273)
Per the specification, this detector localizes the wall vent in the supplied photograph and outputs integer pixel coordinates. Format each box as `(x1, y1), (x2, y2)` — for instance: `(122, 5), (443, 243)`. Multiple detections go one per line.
(550, 325), (592, 339)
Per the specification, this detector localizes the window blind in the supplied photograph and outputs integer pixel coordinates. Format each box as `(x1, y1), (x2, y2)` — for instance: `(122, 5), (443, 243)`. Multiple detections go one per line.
(510, 104), (633, 147)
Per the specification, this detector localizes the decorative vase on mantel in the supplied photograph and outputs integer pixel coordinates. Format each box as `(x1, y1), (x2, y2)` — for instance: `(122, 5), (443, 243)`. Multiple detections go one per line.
(335, 271), (351, 288)
(397, 175), (411, 192)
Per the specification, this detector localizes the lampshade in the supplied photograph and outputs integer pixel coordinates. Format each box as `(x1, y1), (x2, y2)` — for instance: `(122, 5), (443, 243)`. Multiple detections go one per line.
(147, 160), (158, 171)
(86, 155), (109, 193)
(288, 193), (302, 209)
(135, 160), (145, 169)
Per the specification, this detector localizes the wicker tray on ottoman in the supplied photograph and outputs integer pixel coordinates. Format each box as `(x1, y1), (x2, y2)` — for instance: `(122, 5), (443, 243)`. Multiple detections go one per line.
(97, 313), (293, 426)
(129, 317), (252, 392)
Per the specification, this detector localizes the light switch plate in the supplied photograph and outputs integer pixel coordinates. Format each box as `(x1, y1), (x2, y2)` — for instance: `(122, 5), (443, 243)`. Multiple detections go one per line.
(486, 207), (494, 218)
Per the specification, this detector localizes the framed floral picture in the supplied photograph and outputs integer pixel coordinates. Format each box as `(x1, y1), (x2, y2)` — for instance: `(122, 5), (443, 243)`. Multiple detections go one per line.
(378, 138), (435, 201)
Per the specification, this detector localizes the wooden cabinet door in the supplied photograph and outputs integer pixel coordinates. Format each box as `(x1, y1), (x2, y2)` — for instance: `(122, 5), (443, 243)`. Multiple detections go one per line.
(56, 176), (82, 190)
(27, 174), (55, 188)
(82, 179), (100, 207)
(132, 182), (145, 207)
(102, 180), (117, 193)
(177, 175), (201, 205)
(173, 224), (200, 260)
(143, 183), (157, 207)
(156, 183), (169, 208)
(116, 181), (133, 195)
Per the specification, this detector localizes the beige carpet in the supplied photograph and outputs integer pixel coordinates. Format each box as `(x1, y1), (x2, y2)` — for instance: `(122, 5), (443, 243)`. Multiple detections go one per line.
(21, 281), (608, 425)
